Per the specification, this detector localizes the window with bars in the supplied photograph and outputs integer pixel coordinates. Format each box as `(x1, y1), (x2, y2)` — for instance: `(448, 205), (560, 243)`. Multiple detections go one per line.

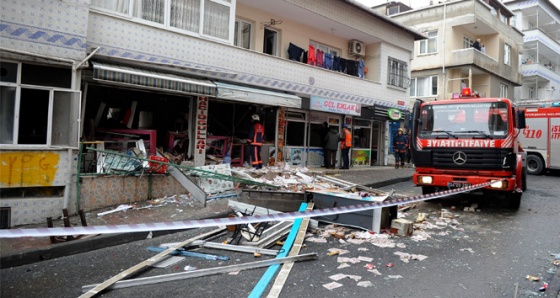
(410, 76), (438, 97)
(387, 58), (409, 89)
(91, 0), (232, 42)
(419, 30), (438, 55)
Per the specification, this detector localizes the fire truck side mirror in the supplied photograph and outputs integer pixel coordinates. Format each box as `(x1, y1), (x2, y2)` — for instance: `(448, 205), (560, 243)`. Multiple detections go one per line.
(516, 110), (526, 129)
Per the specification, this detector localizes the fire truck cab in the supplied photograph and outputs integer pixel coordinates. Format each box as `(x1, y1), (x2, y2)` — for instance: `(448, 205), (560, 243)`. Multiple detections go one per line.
(410, 88), (527, 209)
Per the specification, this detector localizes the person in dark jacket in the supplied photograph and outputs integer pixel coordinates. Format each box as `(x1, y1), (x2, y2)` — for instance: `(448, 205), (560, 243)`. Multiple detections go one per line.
(472, 38), (481, 51)
(393, 128), (408, 169)
(324, 126), (339, 169)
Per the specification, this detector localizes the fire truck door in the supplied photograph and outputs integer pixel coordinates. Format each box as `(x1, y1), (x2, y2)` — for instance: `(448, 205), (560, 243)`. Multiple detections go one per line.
(551, 117), (560, 169)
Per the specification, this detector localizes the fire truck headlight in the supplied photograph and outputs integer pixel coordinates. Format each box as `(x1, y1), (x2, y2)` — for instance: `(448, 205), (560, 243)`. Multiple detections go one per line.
(490, 180), (507, 189)
(419, 176), (433, 184)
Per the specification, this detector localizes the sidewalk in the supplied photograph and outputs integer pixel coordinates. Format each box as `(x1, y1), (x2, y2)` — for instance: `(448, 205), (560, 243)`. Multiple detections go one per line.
(0, 166), (414, 268)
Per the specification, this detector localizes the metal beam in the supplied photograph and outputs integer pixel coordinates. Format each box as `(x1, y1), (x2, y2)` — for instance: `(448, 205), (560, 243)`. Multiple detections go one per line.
(267, 203), (314, 298)
(79, 227), (226, 298)
(82, 253), (317, 292)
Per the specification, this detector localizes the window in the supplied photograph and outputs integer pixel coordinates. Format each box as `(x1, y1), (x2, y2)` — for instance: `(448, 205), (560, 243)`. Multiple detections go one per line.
(234, 19), (252, 49)
(0, 61), (80, 147)
(419, 30), (438, 55)
(387, 6), (400, 15)
(500, 84), (508, 98)
(504, 43), (511, 65)
(463, 36), (475, 49)
(387, 58), (409, 88)
(309, 41), (339, 57)
(285, 112), (306, 146)
(91, 0), (233, 42)
(410, 76), (438, 97)
(263, 28), (278, 56)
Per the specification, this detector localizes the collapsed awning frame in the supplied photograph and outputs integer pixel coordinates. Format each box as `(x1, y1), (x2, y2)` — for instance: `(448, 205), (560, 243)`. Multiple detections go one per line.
(92, 62), (216, 97)
(215, 82), (302, 108)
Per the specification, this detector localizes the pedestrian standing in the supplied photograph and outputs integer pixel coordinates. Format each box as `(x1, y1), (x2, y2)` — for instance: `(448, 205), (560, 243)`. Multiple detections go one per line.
(472, 38), (481, 51)
(324, 126), (339, 169)
(480, 42), (486, 54)
(247, 114), (264, 169)
(339, 124), (352, 169)
(393, 128), (408, 169)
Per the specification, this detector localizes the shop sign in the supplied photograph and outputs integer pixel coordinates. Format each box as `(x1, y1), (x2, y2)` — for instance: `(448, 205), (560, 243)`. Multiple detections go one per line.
(387, 108), (402, 120)
(194, 97), (208, 167)
(310, 96), (361, 116)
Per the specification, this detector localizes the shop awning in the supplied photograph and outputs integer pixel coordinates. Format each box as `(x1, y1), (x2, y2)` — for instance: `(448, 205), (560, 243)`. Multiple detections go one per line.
(215, 82), (301, 108)
(92, 62), (216, 97)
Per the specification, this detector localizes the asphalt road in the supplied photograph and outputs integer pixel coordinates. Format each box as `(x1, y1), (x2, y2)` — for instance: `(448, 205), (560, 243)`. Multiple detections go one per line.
(1, 172), (559, 298)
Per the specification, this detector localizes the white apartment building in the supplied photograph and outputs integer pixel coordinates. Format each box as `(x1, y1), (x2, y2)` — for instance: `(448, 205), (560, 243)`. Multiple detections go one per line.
(0, 0), (423, 225)
(506, 0), (560, 104)
(374, 0), (524, 102)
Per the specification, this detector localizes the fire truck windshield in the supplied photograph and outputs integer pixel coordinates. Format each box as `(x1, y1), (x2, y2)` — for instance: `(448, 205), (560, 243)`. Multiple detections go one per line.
(418, 102), (509, 139)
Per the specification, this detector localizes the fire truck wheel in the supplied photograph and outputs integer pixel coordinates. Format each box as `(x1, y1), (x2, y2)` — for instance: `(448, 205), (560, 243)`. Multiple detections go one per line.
(507, 192), (522, 210)
(526, 155), (543, 175)
(422, 186), (436, 195)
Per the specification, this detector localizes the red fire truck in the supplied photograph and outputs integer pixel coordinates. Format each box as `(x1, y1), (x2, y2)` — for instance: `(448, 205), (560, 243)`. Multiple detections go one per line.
(518, 104), (560, 175)
(410, 88), (527, 209)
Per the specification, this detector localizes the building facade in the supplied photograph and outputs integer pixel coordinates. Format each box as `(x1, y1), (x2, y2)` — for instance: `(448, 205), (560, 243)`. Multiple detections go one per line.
(506, 0), (560, 104)
(0, 0), (423, 225)
(375, 0), (524, 102)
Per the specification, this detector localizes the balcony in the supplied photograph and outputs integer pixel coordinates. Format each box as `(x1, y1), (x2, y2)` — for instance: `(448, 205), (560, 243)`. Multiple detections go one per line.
(87, 11), (408, 109)
(447, 48), (521, 84)
(521, 62), (560, 84)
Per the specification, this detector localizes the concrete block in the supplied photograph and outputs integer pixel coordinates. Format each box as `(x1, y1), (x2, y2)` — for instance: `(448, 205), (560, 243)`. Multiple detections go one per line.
(391, 218), (413, 236)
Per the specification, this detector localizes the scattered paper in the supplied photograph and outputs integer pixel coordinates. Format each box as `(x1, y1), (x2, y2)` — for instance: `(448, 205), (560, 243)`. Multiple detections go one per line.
(368, 269), (382, 275)
(358, 256), (374, 262)
(323, 282), (343, 290)
(388, 275), (403, 279)
(337, 263), (351, 269)
(357, 281), (373, 287)
(460, 248), (475, 253)
(329, 273), (347, 281)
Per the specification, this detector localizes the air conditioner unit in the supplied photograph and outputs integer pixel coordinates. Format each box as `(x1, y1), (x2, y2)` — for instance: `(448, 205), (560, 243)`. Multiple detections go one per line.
(349, 40), (365, 56)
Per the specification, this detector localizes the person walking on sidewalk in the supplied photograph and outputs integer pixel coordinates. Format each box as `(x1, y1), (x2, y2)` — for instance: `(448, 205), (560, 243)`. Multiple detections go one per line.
(393, 128), (408, 169)
(324, 125), (339, 169)
(247, 114), (264, 169)
(339, 124), (352, 169)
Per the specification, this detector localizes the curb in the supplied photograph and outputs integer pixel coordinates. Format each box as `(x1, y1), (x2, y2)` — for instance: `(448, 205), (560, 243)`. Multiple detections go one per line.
(366, 176), (413, 189)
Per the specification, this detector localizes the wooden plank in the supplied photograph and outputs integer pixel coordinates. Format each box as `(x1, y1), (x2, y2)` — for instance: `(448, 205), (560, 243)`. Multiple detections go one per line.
(267, 203), (314, 298)
(78, 226), (226, 298)
(82, 253), (318, 292)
